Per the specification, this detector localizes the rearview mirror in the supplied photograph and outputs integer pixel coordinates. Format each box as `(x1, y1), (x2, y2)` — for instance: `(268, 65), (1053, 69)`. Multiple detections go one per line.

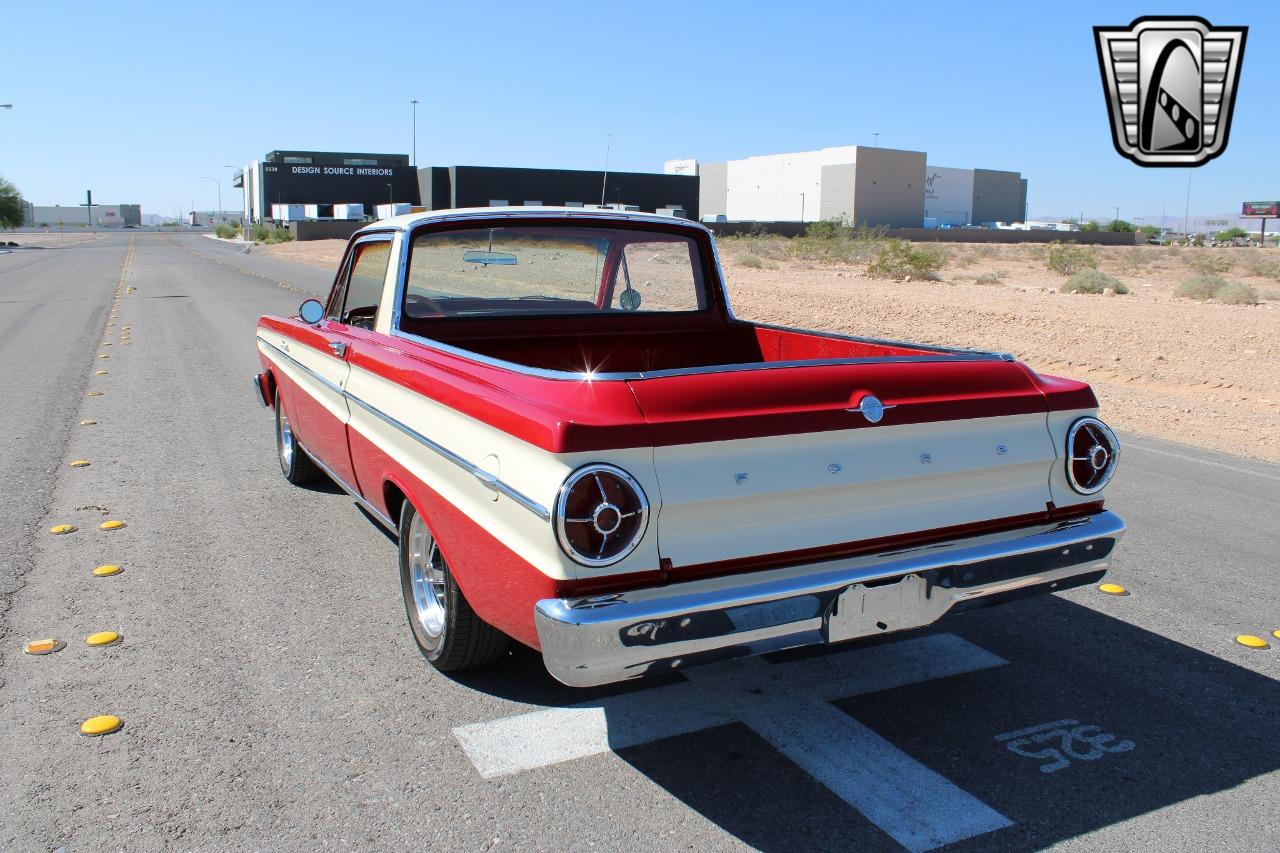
(298, 299), (324, 324)
(463, 250), (518, 266)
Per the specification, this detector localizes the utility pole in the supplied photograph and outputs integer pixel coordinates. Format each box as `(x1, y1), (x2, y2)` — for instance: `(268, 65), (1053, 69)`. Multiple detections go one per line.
(1114, 206), (1119, 223)
(79, 190), (95, 233)
(411, 99), (419, 167)
(1183, 168), (1192, 238)
(201, 176), (221, 222)
(387, 183), (394, 206)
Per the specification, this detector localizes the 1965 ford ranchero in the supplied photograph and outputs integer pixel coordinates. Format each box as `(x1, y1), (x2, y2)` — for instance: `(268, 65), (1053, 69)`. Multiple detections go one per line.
(254, 207), (1124, 687)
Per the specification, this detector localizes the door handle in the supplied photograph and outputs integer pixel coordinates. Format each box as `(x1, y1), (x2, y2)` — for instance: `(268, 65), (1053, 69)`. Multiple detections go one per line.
(327, 341), (348, 357)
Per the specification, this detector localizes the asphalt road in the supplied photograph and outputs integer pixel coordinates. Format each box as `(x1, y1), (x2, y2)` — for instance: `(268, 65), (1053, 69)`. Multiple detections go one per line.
(2, 233), (1277, 852)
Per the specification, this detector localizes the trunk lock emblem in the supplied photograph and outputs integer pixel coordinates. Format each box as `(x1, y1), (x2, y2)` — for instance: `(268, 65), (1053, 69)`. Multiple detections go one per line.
(848, 393), (896, 424)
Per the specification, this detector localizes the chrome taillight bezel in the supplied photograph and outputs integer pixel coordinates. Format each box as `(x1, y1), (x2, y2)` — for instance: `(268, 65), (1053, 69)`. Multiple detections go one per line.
(1065, 416), (1120, 495)
(554, 463), (650, 567)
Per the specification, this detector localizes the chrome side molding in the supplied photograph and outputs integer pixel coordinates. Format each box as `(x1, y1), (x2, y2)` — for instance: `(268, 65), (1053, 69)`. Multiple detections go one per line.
(257, 335), (550, 521)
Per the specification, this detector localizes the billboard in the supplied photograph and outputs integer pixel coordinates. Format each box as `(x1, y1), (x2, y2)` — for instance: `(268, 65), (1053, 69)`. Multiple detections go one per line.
(1241, 201), (1280, 217)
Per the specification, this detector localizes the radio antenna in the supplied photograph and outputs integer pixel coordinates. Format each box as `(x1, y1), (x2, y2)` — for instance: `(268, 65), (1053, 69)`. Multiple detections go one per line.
(599, 133), (611, 207)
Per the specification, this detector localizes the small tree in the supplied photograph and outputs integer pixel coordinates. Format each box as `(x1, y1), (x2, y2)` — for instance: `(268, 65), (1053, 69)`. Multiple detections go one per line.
(1079, 221), (1101, 232)
(1216, 227), (1248, 242)
(1105, 219), (1136, 233)
(1137, 225), (1160, 240)
(0, 175), (25, 229)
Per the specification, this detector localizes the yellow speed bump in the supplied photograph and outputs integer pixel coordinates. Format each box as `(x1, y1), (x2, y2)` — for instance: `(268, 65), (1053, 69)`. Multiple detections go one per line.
(95, 370), (108, 375)
(80, 420), (97, 426)
(93, 564), (123, 577)
(99, 519), (126, 531)
(24, 638), (65, 655)
(69, 460), (91, 468)
(97, 354), (110, 359)
(1098, 582), (1130, 596)
(85, 630), (121, 647)
(1236, 635), (1270, 650)
(86, 390), (102, 397)
(49, 524), (77, 535)
(1274, 630), (1280, 641)
(79, 715), (123, 737)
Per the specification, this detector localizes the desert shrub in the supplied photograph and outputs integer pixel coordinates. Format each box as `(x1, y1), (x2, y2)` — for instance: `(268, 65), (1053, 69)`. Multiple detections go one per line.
(974, 244), (999, 258)
(1175, 274), (1228, 300)
(1216, 227), (1248, 242)
(866, 240), (947, 280)
(790, 223), (887, 264)
(213, 223), (237, 238)
(1174, 274), (1256, 303)
(1188, 254), (1234, 274)
(1261, 290), (1280, 301)
(263, 227), (293, 244)
(973, 272), (1005, 286)
(1248, 257), (1280, 280)
(1060, 269), (1128, 294)
(1215, 281), (1259, 305)
(951, 250), (977, 268)
(804, 218), (851, 240)
(736, 252), (777, 270)
(1046, 242), (1100, 275)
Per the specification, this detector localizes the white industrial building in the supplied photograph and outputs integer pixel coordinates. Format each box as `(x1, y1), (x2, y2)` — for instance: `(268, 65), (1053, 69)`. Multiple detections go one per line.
(673, 146), (1027, 228)
(22, 203), (142, 227)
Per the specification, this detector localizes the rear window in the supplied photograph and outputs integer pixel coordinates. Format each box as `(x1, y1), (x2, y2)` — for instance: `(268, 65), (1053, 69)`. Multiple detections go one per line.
(400, 224), (707, 320)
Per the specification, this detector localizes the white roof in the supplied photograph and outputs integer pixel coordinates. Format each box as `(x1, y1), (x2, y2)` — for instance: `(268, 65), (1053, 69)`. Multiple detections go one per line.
(360, 206), (707, 235)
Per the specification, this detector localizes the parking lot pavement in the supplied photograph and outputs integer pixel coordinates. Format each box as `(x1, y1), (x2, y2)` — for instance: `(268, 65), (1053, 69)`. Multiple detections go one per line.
(1, 233), (1277, 851)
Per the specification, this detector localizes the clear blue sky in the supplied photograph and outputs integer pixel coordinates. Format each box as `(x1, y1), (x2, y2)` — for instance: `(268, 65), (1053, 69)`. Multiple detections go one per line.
(2, 1), (1276, 220)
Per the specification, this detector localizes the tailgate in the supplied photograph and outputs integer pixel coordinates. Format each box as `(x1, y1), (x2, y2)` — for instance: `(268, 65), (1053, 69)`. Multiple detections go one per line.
(626, 359), (1057, 570)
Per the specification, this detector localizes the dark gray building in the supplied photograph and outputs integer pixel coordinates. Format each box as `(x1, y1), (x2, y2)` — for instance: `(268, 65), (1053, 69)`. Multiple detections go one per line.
(417, 165), (698, 219)
(236, 150), (420, 222)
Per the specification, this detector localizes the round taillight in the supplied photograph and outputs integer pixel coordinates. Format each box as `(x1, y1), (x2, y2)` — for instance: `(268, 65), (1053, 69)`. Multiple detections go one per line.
(1065, 417), (1120, 495)
(554, 464), (649, 567)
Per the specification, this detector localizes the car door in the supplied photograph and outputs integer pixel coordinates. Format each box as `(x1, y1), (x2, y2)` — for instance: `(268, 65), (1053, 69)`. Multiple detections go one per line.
(290, 234), (394, 489)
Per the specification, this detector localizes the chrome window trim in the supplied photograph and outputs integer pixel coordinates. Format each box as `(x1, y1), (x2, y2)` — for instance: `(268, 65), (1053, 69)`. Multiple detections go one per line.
(257, 335), (550, 521)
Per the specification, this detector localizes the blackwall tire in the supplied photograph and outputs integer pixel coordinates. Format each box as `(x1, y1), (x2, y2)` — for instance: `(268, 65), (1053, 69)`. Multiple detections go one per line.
(275, 395), (321, 485)
(398, 500), (509, 672)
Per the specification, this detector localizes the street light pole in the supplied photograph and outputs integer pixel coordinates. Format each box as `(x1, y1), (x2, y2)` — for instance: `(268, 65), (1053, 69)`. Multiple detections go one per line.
(799, 192), (805, 223)
(387, 183), (394, 206)
(201, 176), (221, 223)
(411, 99), (419, 167)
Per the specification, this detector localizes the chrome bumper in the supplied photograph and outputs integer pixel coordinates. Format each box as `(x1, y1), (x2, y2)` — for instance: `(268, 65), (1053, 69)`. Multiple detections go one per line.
(535, 510), (1125, 687)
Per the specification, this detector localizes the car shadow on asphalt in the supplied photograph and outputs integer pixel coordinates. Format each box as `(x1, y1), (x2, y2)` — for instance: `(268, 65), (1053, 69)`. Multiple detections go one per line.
(450, 595), (1280, 852)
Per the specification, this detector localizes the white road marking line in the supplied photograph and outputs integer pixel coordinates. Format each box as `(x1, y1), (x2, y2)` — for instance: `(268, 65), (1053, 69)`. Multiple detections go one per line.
(454, 633), (1011, 851)
(1123, 440), (1280, 482)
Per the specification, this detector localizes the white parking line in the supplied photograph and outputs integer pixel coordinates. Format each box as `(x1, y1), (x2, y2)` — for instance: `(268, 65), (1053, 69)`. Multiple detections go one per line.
(455, 633), (1012, 851)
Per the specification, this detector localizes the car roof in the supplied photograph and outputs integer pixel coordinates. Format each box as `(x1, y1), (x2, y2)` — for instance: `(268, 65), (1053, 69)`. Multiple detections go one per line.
(356, 206), (710, 236)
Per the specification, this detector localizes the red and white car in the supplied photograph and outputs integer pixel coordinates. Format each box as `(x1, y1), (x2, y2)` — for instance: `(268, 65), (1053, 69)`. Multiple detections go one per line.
(254, 208), (1124, 687)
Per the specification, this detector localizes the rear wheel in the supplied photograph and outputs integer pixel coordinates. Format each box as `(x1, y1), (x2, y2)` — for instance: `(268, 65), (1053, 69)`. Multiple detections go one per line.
(275, 394), (320, 485)
(398, 500), (508, 671)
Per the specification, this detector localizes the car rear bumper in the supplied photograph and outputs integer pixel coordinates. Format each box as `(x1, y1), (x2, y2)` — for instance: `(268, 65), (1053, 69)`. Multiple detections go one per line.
(534, 510), (1125, 687)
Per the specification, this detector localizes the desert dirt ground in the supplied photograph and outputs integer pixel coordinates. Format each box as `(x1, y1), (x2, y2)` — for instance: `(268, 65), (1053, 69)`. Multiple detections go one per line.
(258, 237), (1280, 463)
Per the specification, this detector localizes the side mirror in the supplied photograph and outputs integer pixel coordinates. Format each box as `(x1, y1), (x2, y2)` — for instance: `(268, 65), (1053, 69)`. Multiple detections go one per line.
(298, 299), (324, 324)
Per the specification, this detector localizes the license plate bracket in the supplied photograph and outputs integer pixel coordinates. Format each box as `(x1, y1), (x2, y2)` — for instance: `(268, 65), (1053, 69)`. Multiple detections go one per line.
(823, 573), (952, 643)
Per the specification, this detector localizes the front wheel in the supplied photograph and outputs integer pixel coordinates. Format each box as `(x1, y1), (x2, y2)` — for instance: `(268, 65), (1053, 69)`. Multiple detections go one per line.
(398, 500), (508, 672)
(275, 394), (320, 485)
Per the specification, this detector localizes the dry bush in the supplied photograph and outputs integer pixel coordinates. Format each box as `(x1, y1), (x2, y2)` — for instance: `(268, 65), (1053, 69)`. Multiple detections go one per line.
(951, 250), (978, 269)
(973, 272), (1006, 286)
(1061, 269), (1128, 294)
(1175, 274), (1258, 304)
(1247, 257), (1280, 280)
(1046, 243), (1101, 275)
(735, 252), (777, 270)
(1188, 253), (1234, 275)
(866, 240), (948, 280)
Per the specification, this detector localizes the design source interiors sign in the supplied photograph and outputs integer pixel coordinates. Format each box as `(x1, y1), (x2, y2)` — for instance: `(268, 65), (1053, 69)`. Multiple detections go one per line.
(1241, 202), (1280, 218)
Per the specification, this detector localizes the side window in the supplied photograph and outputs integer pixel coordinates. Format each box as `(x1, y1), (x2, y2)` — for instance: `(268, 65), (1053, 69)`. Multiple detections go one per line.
(612, 241), (703, 312)
(334, 240), (392, 329)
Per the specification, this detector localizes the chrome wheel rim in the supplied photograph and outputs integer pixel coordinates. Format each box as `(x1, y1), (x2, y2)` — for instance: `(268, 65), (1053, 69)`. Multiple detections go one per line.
(277, 406), (295, 472)
(407, 512), (447, 640)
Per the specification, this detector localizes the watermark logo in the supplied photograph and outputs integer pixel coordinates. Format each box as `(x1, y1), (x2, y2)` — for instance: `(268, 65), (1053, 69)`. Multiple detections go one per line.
(1094, 16), (1246, 167)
